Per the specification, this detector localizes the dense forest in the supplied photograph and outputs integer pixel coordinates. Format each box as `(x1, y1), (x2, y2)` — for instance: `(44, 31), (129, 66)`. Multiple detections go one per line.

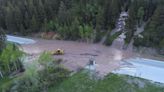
(133, 1), (164, 54)
(0, 0), (128, 41)
(0, 0), (163, 51)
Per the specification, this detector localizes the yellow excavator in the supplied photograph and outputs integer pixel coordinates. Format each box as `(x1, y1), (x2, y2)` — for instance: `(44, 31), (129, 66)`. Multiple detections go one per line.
(51, 49), (64, 55)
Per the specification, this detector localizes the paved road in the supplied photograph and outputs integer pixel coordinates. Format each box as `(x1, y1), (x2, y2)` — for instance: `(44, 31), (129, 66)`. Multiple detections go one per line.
(113, 58), (164, 84)
(7, 35), (36, 44)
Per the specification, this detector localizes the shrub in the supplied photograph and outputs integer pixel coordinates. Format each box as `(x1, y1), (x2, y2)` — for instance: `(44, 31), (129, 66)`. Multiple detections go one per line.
(104, 31), (122, 46)
(3, 52), (70, 92)
(124, 30), (135, 44)
(38, 52), (54, 65)
(0, 43), (24, 78)
(79, 25), (94, 42)
(94, 30), (106, 43)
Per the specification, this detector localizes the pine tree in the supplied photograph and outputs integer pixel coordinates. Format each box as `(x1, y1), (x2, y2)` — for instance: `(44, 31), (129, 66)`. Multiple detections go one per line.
(36, 0), (46, 24)
(103, 0), (112, 29)
(20, 24), (25, 35)
(104, 0), (121, 29)
(30, 15), (38, 32)
(125, 1), (137, 44)
(58, 1), (67, 25)
(134, 4), (164, 51)
(137, 7), (144, 27)
(0, 28), (6, 53)
(14, 6), (23, 34)
(4, 3), (16, 32)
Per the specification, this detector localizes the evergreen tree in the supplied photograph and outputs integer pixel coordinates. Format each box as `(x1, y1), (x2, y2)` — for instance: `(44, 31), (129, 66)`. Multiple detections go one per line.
(14, 6), (23, 34)
(134, 4), (164, 53)
(58, 1), (67, 25)
(137, 7), (144, 27)
(4, 3), (16, 33)
(0, 28), (6, 53)
(30, 15), (39, 32)
(125, 2), (137, 44)
(0, 0), (163, 48)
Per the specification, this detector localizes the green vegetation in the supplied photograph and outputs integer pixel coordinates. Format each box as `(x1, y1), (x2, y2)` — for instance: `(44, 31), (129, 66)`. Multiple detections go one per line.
(1, 69), (164, 92)
(0, 43), (24, 78)
(0, 0), (163, 48)
(49, 72), (164, 92)
(123, 0), (164, 54)
(0, 0), (128, 41)
(133, 3), (164, 54)
(0, 28), (6, 52)
(1, 47), (162, 92)
(0, 52), (70, 92)
(104, 31), (122, 46)
(0, 42), (25, 91)
(0, 0), (164, 91)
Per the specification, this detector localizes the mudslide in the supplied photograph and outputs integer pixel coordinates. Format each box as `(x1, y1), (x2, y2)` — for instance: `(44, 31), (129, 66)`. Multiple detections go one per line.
(22, 38), (134, 76)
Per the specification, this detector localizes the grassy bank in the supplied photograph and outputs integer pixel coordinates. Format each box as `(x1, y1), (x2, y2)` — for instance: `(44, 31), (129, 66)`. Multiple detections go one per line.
(49, 73), (164, 92)
(1, 69), (164, 92)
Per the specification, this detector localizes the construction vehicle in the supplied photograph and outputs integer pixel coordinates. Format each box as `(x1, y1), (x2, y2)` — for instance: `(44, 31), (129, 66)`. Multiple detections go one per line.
(51, 49), (64, 55)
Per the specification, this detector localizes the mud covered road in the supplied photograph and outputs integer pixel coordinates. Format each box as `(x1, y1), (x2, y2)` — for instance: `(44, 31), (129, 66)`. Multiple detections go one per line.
(22, 38), (136, 76)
